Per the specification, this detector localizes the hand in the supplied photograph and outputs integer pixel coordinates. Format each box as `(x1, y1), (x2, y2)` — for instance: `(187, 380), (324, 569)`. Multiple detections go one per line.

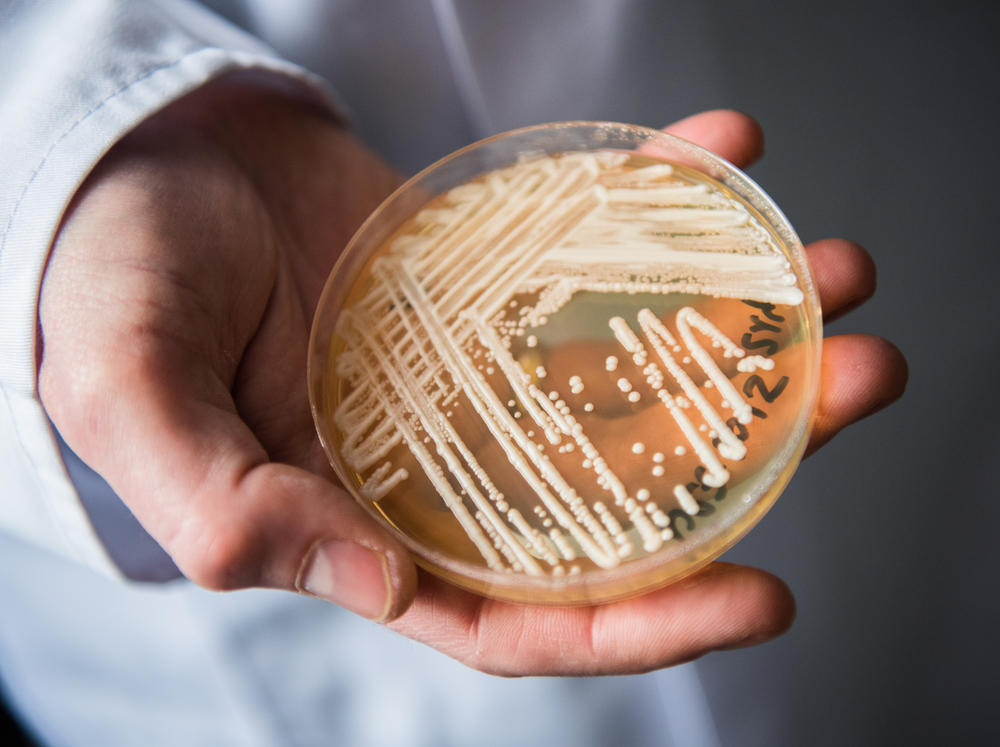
(39, 79), (907, 675)
(40, 78), (416, 619)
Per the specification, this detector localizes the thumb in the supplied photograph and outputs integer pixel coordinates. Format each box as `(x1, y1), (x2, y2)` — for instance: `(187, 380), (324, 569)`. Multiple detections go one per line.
(42, 343), (417, 620)
(37, 244), (416, 621)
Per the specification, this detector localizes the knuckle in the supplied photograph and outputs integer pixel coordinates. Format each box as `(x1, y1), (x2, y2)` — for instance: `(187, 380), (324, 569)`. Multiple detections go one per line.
(174, 516), (262, 591)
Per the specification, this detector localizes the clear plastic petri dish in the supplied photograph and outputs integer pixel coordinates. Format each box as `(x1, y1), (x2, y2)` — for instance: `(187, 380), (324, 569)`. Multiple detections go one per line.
(308, 122), (822, 605)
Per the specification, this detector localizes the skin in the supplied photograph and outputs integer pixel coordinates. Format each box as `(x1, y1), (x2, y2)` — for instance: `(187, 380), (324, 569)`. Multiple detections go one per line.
(38, 76), (907, 677)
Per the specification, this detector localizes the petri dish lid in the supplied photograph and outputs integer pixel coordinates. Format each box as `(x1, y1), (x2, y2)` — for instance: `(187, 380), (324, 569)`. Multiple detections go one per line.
(308, 122), (821, 604)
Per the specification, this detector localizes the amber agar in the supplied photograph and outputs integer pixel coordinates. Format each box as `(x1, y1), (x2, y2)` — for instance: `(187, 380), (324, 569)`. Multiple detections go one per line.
(308, 123), (821, 604)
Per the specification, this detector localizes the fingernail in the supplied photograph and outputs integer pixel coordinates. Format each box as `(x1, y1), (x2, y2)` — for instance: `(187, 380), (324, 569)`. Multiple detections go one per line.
(299, 540), (392, 621)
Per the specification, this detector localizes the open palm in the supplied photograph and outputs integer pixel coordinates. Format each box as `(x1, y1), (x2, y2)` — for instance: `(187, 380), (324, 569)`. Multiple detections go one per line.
(39, 77), (906, 675)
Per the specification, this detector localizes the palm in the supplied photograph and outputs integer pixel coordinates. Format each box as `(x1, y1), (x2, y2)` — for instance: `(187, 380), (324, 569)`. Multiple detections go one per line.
(39, 80), (906, 675)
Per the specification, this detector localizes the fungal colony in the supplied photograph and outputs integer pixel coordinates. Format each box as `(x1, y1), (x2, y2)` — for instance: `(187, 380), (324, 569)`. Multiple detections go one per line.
(325, 150), (813, 581)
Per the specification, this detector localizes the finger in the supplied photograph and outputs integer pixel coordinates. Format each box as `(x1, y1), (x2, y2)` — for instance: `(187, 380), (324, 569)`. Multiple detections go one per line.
(806, 334), (908, 455)
(804, 238), (878, 323)
(391, 562), (794, 676)
(662, 109), (766, 169)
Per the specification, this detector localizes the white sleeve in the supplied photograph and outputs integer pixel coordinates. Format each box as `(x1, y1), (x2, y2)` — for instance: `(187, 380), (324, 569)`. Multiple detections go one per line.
(0, 0), (337, 577)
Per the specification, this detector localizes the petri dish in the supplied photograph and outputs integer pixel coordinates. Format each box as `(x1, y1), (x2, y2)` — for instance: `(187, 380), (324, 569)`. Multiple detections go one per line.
(308, 122), (822, 605)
